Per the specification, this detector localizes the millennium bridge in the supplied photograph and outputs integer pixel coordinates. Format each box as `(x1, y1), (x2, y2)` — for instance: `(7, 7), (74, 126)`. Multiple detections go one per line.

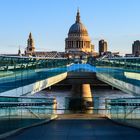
(0, 55), (140, 140)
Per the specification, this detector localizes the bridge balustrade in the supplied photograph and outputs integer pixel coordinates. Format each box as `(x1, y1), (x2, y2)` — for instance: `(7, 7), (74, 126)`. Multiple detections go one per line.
(0, 96), (105, 120)
(87, 57), (140, 95)
(0, 56), (73, 94)
(89, 57), (140, 70)
(106, 97), (140, 128)
(1, 95), (140, 135)
(0, 96), (58, 135)
(0, 56), (73, 70)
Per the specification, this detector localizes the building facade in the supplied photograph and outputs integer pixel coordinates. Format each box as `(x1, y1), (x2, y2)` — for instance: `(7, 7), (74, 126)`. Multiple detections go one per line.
(132, 40), (140, 56)
(24, 10), (96, 58)
(99, 39), (108, 56)
(24, 33), (63, 58)
(65, 10), (94, 58)
(25, 32), (35, 56)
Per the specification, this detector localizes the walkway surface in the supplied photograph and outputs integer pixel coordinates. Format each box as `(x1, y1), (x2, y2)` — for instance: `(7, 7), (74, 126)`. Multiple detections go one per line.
(5, 115), (140, 140)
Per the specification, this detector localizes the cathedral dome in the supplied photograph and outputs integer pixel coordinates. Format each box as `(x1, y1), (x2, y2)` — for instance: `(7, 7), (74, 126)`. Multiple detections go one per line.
(68, 22), (88, 35)
(65, 10), (93, 55)
(68, 10), (88, 36)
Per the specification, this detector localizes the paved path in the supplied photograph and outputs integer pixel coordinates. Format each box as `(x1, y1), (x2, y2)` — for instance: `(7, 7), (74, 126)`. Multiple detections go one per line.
(5, 117), (140, 140)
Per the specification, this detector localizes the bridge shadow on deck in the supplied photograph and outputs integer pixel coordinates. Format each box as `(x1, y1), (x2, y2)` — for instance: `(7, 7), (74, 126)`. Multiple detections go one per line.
(5, 115), (140, 140)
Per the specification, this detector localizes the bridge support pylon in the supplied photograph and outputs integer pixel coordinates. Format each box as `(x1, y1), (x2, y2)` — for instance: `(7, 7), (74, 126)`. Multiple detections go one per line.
(69, 84), (93, 113)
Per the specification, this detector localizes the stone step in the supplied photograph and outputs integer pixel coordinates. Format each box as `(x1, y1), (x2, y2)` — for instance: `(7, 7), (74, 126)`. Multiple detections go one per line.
(57, 113), (106, 120)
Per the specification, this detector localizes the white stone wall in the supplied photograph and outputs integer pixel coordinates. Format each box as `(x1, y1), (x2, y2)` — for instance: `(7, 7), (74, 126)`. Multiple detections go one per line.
(97, 73), (140, 95)
(0, 72), (68, 97)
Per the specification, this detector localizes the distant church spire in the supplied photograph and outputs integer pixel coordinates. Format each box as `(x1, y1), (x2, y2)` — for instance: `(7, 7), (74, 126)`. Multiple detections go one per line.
(18, 46), (21, 56)
(25, 32), (35, 56)
(76, 8), (80, 23)
(29, 32), (32, 39)
(27, 32), (34, 49)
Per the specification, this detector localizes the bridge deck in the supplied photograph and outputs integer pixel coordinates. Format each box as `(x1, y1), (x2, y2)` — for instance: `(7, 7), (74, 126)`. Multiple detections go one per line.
(6, 115), (140, 140)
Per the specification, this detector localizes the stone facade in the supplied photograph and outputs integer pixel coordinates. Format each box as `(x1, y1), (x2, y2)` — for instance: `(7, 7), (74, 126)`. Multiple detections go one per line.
(24, 10), (95, 58)
(132, 40), (140, 56)
(65, 10), (94, 58)
(99, 39), (108, 56)
(24, 33), (63, 58)
(25, 32), (35, 56)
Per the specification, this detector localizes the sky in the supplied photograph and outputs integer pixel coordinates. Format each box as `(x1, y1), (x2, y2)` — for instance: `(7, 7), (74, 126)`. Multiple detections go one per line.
(0, 0), (140, 55)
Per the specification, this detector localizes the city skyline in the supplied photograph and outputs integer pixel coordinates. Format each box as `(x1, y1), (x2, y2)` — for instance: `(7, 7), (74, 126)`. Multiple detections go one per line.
(0, 0), (140, 55)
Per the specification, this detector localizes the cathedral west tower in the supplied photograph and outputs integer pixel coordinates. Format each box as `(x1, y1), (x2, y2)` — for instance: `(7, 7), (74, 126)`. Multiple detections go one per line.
(25, 32), (35, 56)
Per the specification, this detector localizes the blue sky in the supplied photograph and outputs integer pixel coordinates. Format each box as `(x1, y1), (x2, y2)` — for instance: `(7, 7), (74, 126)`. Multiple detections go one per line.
(0, 0), (140, 55)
